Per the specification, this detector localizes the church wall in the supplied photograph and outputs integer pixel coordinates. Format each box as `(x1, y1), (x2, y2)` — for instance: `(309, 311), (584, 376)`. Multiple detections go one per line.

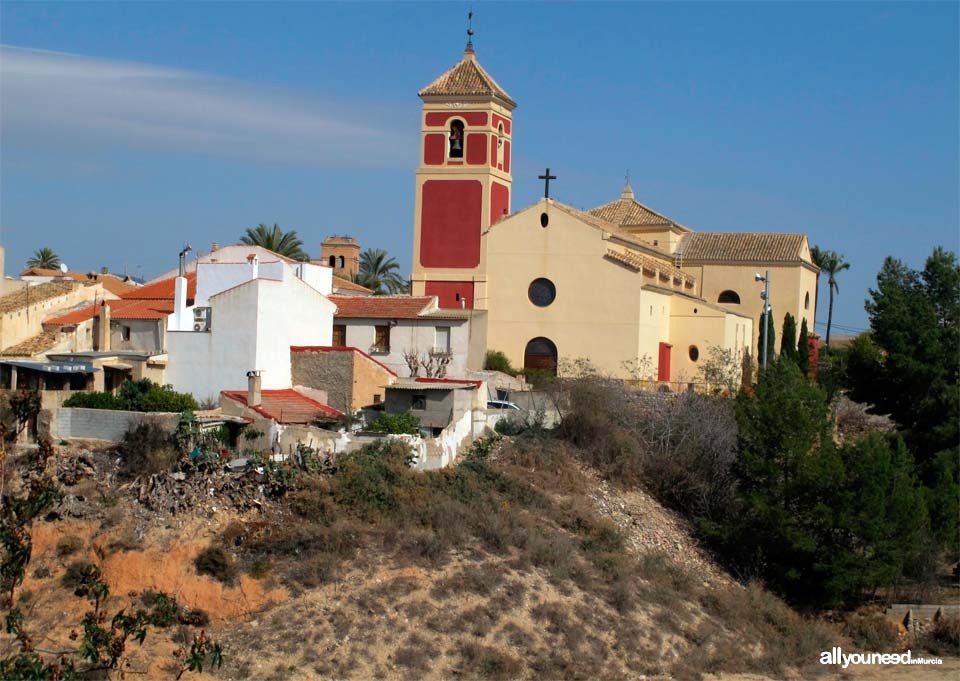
(484, 204), (650, 378)
(636, 288), (673, 379)
(419, 180), (483, 268)
(668, 296), (752, 386)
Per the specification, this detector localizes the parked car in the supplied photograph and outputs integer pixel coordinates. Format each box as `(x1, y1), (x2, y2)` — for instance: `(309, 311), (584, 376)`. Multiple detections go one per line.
(487, 400), (521, 411)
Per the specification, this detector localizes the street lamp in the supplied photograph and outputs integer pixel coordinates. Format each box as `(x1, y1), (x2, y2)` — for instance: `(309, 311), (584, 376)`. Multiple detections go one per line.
(755, 271), (771, 369)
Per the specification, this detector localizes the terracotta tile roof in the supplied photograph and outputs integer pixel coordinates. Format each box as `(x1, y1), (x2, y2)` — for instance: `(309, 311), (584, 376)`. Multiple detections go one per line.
(0, 281), (86, 314)
(0, 329), (59, 357)
(419, 48), (516, 108)
(329, 295), (435, 319)
(678, 232), (806, 263)
(122, 272), (196, 301)
(605, 249), (695, 287)
(20, 268), (137, 297)
(332, 275), (373, 294)
(589, 184), (691, 231)
(545, 200), (676, 259)
(221, 388), (342, 423)
(45, 299), (174, 326)
(290, 346), (398, 377)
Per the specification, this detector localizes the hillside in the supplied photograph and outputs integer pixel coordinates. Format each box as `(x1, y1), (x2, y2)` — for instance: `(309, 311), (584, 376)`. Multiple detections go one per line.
(1, 436), (954, 680)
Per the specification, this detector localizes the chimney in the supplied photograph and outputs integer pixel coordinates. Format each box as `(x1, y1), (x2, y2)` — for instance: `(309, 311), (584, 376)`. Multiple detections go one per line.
(210, 242), (219, 253)
(96, 301), (110, 351)
(247, 254), (259, 280)
(247, 371), (262, 407)
(101, 266), (109, 275)
(172, 275), (189, 330)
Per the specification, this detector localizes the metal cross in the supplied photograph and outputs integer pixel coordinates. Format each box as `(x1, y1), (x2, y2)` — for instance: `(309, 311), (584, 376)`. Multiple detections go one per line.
(538, 167), (557, 198)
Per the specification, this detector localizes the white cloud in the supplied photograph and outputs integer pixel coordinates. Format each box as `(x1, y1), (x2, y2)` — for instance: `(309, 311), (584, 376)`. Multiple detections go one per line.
(0, 45), (412, 166)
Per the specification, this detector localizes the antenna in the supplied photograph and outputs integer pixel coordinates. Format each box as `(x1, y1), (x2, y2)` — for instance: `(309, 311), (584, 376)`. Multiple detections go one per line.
(59, 262), (68, 273)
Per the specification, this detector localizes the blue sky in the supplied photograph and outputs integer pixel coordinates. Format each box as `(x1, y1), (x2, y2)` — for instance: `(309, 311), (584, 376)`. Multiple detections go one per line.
(1, 1), (957, 334)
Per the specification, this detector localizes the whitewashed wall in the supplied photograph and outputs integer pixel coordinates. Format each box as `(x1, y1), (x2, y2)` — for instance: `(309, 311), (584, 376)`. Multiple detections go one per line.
(339, 318), (470, 378)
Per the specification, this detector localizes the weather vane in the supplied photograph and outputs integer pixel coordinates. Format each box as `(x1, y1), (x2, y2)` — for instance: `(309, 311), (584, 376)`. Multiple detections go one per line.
(467, 8), (474, 45)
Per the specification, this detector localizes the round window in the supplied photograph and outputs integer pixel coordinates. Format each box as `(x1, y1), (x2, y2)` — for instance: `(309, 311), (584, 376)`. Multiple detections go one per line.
(528, 278), (556, 307)
(688, 345), (700, 362)
(540, 212), (549, 228)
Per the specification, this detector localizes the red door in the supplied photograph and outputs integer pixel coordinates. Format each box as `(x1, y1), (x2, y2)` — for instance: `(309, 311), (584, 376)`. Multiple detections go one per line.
(657, 342), (672, 382)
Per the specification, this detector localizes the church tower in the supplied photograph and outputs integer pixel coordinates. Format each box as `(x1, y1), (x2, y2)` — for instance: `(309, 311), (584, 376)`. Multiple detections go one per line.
(410, 39), (516, 309)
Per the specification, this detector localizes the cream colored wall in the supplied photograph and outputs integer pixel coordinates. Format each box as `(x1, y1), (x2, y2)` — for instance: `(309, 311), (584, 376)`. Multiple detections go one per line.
(484, 203), (668, 378)
(683, 263), (817, 353)
(621, 226), (686, 254)
(636, 288), (672, 378)
(0, 283), (101, 351)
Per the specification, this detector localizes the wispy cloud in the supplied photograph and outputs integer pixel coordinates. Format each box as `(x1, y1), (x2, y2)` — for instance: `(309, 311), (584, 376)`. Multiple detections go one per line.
(0, 45), (412, 166)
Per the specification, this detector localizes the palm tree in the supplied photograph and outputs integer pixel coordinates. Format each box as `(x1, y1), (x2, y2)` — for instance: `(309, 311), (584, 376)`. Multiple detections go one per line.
(239, 223), (309, 261)
(811, 246), (850, 348)
(26, 247), (61, 269)
(354, 248), (407, 295)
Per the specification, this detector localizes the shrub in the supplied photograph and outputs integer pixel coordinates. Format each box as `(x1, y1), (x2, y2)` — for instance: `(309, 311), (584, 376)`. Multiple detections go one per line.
(367, 412), (420, 435)
(194, 547), (236, 583)
(924, 615), (960, 656)
(55, 535), (83, 558)
(332, 441), (415, 518)
(61, 561), (100, 595)
(119, 422), (179, 478)
(62, 391), (126, 410)
(62, 379), (197, 413)
(141, 591), (179, 628)
(483, 350), (518, 376)
(842, 611), (900, 652)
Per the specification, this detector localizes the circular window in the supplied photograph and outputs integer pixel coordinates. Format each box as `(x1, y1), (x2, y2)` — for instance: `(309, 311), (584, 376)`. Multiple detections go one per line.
(528, 278), (556, 307)
(540, 212), (549, 228)
(688, 345), (700, 362)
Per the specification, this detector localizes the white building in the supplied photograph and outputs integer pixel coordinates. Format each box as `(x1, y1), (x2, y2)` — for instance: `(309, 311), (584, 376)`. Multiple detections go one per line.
(164, 254), (336, 402)
(329, 295), (486, 378)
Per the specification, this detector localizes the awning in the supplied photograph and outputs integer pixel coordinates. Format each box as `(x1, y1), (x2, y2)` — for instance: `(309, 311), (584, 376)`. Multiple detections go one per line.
(0, 359), (97, 374)
(103, 363), (134, 371)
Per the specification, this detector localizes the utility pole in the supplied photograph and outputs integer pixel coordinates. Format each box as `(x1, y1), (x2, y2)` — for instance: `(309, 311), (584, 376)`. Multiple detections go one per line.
(756, 271), (771, 370)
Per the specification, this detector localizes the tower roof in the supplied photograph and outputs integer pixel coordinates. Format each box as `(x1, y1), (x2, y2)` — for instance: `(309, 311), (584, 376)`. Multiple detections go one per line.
(589, 187), (691, 232)
(419, 47), (517, 109)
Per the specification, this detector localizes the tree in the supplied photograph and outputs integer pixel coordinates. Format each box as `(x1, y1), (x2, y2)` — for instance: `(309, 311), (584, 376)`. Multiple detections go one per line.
(780, 313), (798, 363)
(25, 247), (61, 269)
(811, 246), (850, 348)
(239, 223), (308, 261)
(353, 248), (407, 295)
(757, 309), (776, 368)
(797, 318), (810, 375)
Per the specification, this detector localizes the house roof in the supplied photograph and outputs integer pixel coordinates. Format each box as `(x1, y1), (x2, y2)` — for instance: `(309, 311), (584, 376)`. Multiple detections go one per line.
(332, 275), (373, 294)
(389, 377), (482, 391)
(121, 272), (196, 301)
(290, 345), (398, 377)
(45, 298), (176, 326)
(605, 249), (695, 287)
(330, 295), (435, 320)
(0, 281), (88, 314)
(418, 46), (517, 108)
(19, 268), (137, 296)
(588, 183), (691, 232)
(678, 232), (807, 263)
(221, 388), (342, 423)
(0, 329), (60, 357)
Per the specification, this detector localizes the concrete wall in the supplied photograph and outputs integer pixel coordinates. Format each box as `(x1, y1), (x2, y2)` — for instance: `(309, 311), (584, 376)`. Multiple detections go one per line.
(110, 319), (162, 353)
(52, 408), (180, 442)
(385, 388), (455, 430)
(339, 318), (470, 377)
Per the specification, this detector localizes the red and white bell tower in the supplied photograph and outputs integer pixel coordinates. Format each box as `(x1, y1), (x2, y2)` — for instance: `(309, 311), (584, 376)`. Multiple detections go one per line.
(410, 40), (516, 309)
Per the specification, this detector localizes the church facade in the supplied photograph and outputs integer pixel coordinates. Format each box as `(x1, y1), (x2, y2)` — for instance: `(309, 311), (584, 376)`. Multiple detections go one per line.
(411, 43), (818, 384)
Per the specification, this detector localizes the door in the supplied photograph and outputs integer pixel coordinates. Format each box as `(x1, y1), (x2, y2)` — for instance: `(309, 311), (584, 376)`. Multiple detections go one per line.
(657, 342), (672, 382)
(523, 337), (558, 375)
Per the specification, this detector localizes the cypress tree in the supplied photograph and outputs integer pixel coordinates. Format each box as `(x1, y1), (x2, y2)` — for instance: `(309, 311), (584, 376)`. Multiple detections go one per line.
(780, 313), (798, 362)
(797, 318), (810, 375)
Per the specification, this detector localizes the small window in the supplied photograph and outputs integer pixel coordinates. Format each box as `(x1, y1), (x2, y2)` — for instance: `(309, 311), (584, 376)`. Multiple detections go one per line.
(373, 394), (382, 405)
(412, 394), (427, 410)
(332, 324), (346, 346)
(804, 292), (810, 310)
(495, 123), (504, 166)
(338, 256), (345, 268)
(528, 278), (556, 307)
(449, 120), (464, 158)
(374, 325), (390, 353)
(455, 292), (460, 302)
(689, 346), (699, 362)
(435, 326), (451, 353)
(717, 290), (741, 304)
(328, 255), (336, 267)
(653, 240), (659, 246)
(540, 212), (549, 228)
(122, 326), (131, 341)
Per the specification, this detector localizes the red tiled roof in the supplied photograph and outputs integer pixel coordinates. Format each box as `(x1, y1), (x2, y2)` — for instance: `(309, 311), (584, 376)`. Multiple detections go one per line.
(19, 268), (137, 297)
(329, 295), (434, 319)
(290, 345), (398, 377)
(122, 272), (196, 301)
(45, 298), (175, 326)
(221, 389), (342, 423)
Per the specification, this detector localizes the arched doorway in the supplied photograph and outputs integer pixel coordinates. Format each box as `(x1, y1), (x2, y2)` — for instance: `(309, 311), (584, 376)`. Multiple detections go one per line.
(524, 337), (558, 375)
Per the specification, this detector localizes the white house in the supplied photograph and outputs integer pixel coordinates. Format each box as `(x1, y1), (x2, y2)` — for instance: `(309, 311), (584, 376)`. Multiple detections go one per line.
(329, 294), (486, 378)
(164, 255), (336, 402)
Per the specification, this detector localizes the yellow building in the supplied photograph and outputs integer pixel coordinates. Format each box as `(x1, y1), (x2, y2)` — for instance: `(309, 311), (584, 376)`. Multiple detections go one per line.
(410, 43), (816, 384)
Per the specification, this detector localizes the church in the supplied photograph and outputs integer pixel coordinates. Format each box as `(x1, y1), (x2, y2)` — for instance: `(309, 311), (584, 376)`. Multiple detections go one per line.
(409, 39), (819, 384)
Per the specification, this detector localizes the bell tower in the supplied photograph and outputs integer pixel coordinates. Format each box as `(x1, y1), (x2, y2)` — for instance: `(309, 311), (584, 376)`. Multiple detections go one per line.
(410, 36), (516, 309)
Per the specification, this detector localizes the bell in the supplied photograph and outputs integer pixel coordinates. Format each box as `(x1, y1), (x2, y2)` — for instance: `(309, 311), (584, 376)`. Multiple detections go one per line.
(451, 138), (462, 151)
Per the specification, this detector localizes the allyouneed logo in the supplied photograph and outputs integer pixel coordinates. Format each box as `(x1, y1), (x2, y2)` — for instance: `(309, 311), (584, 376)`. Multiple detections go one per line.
(820, 647), (943, 668)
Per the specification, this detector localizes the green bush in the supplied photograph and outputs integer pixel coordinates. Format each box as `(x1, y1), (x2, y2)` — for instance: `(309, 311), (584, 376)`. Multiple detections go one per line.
(367, 412), (420, 435)
(333, 441), (415, 518)
(483, 350), (518, 376)
(842, 611), (900, 652)
(62, 391), (126, 410)
(194, 547), (236, 583)
(63, 379), (197, 413)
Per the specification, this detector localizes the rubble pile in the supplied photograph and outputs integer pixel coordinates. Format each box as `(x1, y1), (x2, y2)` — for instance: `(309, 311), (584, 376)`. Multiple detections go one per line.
(127, 469), (265, 515)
